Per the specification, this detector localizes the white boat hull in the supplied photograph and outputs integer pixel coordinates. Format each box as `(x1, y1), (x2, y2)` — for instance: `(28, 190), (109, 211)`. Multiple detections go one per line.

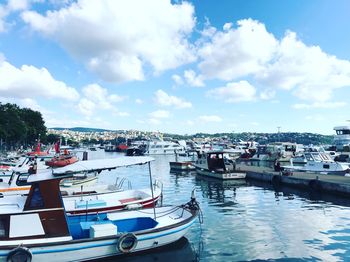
(196, 168), (246, 180)
(0, 206), (197, 261)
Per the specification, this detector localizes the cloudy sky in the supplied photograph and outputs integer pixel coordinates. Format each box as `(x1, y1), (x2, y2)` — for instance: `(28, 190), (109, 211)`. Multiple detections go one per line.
(1, 0), (350, 135)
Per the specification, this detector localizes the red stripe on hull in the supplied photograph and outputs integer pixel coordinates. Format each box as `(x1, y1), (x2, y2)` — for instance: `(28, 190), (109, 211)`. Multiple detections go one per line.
(67, 196), (160, 215)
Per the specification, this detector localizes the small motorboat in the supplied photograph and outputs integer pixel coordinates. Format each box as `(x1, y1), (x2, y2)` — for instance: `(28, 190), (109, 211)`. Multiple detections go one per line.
(126, 146), (145, 156)
(169, 161), (195, 172)
(194, 150), (246, 180)
(45, 153), (79, 168)
(0, 156), (199, 261)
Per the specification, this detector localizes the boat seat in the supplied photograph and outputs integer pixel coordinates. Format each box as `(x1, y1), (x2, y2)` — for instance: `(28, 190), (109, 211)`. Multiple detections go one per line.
(75, 199), (107, 209)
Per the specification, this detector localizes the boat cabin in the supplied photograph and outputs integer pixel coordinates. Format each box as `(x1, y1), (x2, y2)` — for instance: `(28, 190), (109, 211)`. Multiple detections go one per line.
(197, 151), (236, 173)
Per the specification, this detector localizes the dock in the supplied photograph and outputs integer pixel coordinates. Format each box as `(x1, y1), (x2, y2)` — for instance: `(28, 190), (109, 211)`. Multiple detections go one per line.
(236, 163), (350, 197)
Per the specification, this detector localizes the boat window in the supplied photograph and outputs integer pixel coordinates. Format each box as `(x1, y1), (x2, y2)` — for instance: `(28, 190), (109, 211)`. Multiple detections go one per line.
(150, 145), (156, 148)
(0, 217), (9, 238)
(305, 154), (313, 161)
(337, 130), (350, 135)
(16, 173), (30, 186)
(28, 184), (44, 209)
(0, 219), (5, 237)
(323, 164), (330, 169)
(164, 145), (170, 148)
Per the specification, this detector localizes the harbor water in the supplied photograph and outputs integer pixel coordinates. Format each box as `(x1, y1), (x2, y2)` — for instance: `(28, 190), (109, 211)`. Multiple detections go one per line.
(88, 151), (350, 261)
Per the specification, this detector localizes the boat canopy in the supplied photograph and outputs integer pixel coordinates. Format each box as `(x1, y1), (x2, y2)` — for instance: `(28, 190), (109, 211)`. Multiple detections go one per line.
(28, 156), (154, 183)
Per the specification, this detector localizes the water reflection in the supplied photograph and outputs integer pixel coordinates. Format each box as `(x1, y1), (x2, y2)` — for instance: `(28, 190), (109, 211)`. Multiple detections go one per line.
(195, 175), (247, 212)
(97, 237), (199, 262)
(247, 179), (350, 208)
(82, 151), (350, 261)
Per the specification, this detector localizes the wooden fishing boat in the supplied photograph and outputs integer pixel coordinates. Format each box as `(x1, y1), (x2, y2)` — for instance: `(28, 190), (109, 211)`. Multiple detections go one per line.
(0, 156), (199, 261)
(194, 150), (246, 180)
(0, 160), (163, 215)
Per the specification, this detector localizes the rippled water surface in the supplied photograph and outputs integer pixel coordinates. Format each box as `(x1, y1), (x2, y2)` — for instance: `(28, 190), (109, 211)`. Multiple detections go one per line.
(86, 151), (350, 261)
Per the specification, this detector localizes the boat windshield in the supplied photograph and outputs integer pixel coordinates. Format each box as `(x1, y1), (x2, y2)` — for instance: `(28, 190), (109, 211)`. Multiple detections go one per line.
(336, 130), (350, 135)
(311, 153), (322, 162)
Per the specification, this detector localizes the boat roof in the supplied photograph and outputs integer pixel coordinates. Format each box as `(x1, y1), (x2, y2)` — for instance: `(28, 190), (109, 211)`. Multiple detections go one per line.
(204, 150), (238, 154)
(28, 156), (154, 183)
(334, 126), (350, 130)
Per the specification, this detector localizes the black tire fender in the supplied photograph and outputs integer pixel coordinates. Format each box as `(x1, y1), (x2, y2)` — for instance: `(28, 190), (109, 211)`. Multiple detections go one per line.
(118, 233), (138, 253)
(7, 246), (32, 262)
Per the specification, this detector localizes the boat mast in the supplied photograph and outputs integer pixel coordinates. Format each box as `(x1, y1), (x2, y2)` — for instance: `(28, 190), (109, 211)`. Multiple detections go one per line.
(148, 161), (156, 220)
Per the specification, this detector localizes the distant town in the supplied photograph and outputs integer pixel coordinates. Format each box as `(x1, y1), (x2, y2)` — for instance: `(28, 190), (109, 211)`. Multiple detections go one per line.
(48, 127), (334, 146)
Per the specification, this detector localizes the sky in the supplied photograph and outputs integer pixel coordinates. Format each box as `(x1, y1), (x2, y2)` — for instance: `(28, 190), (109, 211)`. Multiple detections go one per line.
(0, 0), (350, 135)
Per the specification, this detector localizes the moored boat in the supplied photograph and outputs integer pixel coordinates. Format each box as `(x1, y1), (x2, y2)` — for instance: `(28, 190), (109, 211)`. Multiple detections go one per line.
(45, 154), (79, 168)
(169, 161), (195, 172)
(0, 156), (199, 261)
(283, 152), (350, 175)
(194, 150), (246, 180)
(0, 157), (199, 261)
(0, 159), (163, 215)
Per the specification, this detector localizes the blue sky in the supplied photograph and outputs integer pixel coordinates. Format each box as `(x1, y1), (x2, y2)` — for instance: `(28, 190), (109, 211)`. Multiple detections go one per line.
(1, 0), (350, 135)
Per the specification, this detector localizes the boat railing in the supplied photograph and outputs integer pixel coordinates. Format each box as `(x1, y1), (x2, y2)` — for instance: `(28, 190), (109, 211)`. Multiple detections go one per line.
(114, 177), (132, 191)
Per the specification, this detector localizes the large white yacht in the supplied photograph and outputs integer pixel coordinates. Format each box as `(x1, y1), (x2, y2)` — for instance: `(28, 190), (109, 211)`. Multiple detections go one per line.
(144, 140), (186, 155)
(333, 125), (350, 151)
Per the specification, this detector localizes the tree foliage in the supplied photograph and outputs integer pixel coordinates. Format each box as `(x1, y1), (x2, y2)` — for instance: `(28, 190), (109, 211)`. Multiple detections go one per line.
(0, 103), (47, 149)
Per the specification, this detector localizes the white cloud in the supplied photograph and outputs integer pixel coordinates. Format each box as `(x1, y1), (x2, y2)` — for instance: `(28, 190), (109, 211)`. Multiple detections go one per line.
(149, 110), (170, 119)
(135, 98), (143, 104)
(77, 84), (127, 116)
(199, 115), (222, 122)
(183, 70), (204, 87)
(154, 89), (192, 109)
(0, 59), (79, 100)
(0, 0), (31, 32)
(293, 101), (347, 109)
(7, 0), (29, 11)
(18, 97), (41, 111)
(149, 118), (161, 125)
(172, 74), (184, 85)
(260, 89), (276, 100)
(22, 0), (196, 82)
(257, 31), (350, 102)
(77, 98), (95, 116)
(197, 19), (350, 103)
(207, 81), (256, 103)
(198, 19), (278, 81)
(223, 22), (233, 31)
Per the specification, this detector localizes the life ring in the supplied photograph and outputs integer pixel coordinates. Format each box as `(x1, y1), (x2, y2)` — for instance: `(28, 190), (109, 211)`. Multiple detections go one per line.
(118, 233), (138, 253)
(7, 246), (32, 262)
